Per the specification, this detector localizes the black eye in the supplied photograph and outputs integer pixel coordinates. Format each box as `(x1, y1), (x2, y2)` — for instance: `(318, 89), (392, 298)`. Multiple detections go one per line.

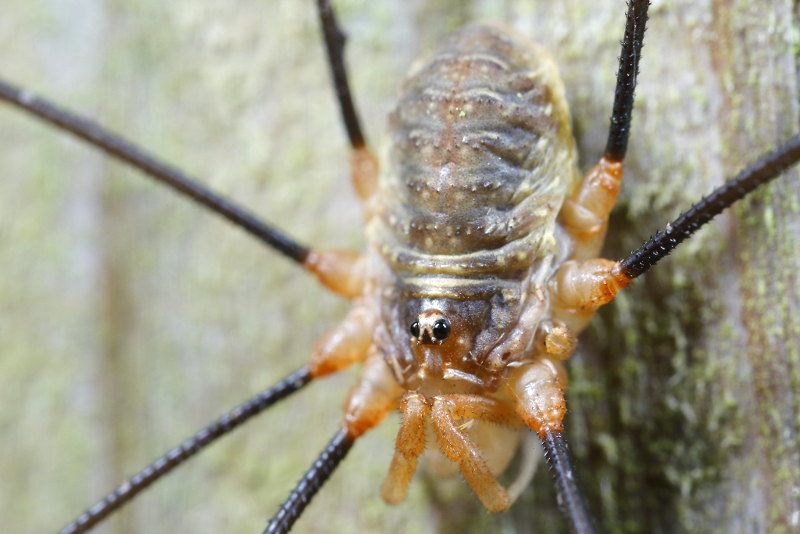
(432, 318), (451, 341)
(409, 320), (420, 338)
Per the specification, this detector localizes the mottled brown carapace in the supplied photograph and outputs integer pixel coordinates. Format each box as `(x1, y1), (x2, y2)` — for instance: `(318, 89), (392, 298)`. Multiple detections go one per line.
(305, 24), (630, 513)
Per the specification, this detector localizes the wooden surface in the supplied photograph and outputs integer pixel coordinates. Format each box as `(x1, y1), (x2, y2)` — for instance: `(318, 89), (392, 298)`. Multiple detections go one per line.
(0, 1), (798, 533)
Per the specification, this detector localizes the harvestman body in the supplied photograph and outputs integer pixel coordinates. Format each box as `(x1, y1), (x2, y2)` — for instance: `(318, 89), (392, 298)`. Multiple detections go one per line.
(302, 22), (627, 515)
(1, 0), (799, 533)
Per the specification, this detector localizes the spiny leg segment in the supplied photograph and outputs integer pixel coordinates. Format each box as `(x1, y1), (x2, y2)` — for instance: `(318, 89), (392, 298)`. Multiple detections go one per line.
(263, 428), (355, 534)
(0, 78), (372, 298)
(619, 133), (800, 279)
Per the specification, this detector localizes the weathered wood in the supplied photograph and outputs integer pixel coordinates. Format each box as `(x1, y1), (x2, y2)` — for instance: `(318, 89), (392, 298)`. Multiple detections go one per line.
(0, 1), (797, 533)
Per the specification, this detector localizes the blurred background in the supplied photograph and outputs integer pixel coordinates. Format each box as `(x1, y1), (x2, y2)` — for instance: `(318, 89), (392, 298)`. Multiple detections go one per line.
(0, 0), (798, 533)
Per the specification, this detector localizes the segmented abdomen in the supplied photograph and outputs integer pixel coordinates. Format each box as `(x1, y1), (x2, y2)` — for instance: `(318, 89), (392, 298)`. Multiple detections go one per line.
(373, 24), (577, 278)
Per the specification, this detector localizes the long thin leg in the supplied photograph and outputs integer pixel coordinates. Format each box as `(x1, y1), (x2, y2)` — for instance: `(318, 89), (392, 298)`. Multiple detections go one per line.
(0, 79), (308, 264)
(620, 134), (800, 279)
(316, 0), (365, 150)
(316, 0), (379, 205)
(263, 352), (400, 533)
(0, 75), (375, 299)
(59, 307), (373, 534)
(58, 368), (312, 534)
(559, 0), (649, 260)
(263, 428), (354, 534)
(540, 429), (595, 534)
(558, 1), (800, 289)
(603, 0), (650, 163)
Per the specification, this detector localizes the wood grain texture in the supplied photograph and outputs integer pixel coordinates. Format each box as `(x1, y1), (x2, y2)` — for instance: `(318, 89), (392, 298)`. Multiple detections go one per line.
(0, 1), (797, 533)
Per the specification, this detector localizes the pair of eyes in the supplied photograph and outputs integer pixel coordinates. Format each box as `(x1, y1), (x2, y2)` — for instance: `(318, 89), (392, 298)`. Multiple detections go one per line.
(409, 318), (451, 342)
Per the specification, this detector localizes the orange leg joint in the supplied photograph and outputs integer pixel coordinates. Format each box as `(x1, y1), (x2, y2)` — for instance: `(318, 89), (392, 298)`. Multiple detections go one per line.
(560, 157), (624, 261)
(506, 359), (567, 437)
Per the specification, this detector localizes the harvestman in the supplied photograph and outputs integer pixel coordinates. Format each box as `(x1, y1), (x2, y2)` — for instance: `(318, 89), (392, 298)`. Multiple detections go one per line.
(1, 1), (798, 533)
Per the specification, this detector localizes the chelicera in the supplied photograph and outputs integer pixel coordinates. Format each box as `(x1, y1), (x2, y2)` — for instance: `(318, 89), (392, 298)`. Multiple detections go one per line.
(1, 1), (798, 533)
